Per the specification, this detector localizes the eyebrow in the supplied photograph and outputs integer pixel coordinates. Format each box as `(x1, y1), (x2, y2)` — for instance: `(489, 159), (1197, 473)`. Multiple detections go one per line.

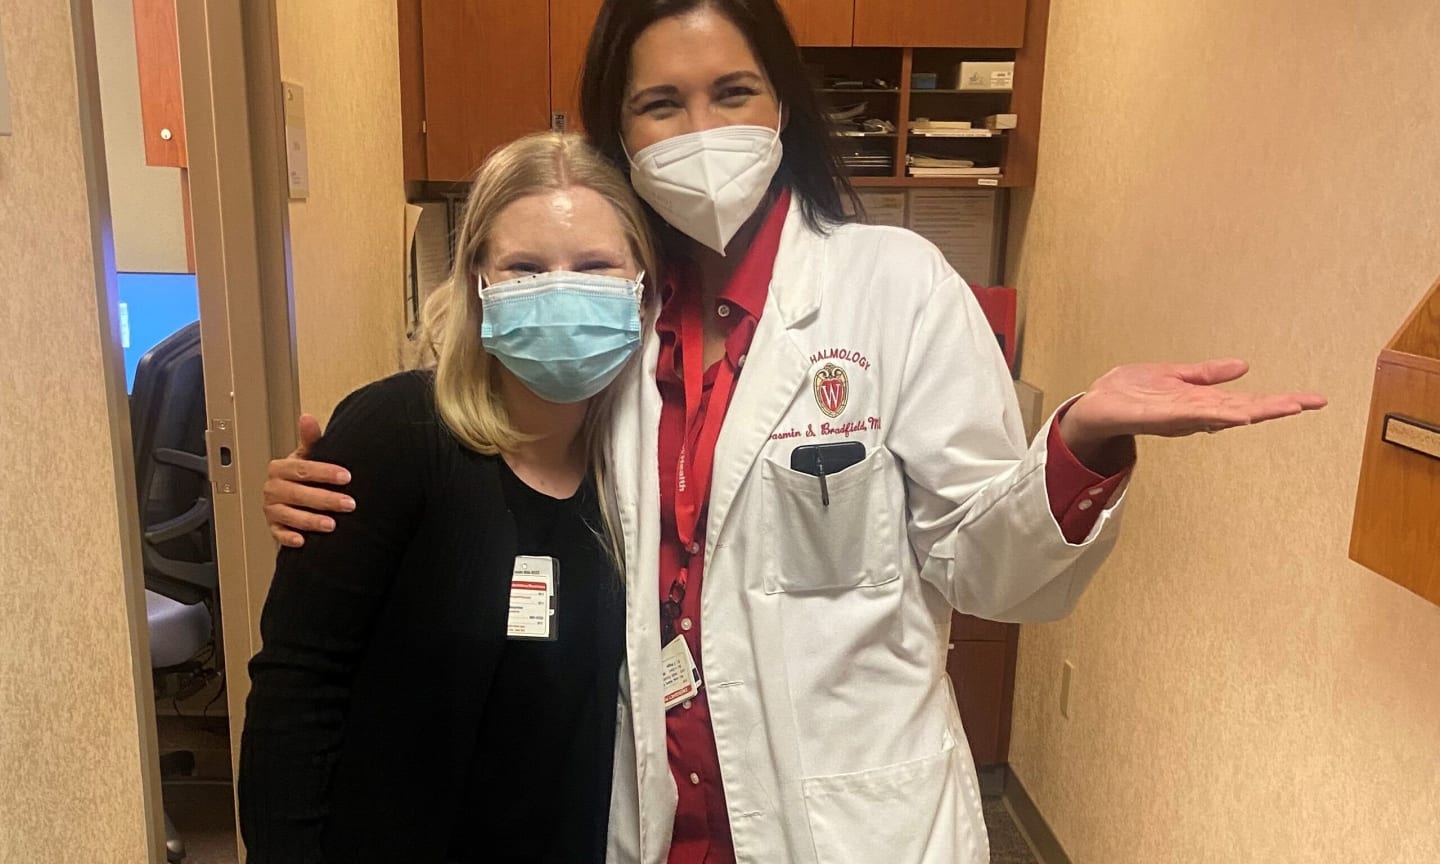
(491, 248), (623, 265)
(625, 70), (766, 110)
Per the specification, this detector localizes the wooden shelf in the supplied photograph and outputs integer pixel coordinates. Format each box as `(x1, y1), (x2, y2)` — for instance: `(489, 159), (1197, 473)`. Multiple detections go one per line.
(909, 130), (1004, 138)
(851, 175), (1008, 188)
(910, 89), (1014, 95)
(799, 0), (1051, 189)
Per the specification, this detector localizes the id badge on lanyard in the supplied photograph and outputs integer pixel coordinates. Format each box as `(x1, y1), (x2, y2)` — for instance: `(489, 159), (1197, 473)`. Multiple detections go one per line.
(662, 291), (733, 709)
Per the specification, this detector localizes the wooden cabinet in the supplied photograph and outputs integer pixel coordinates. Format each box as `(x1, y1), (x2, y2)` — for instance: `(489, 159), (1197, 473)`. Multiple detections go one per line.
(1351, 273), (1440, 605)
(132, 0), (186, 167)
(397, 0), (428, 180)
(401, 0), (602, 180)
(778, 0), (855, 47)
(550, 0), (605, 133)
(948, 613), (1019, 766)
(399, 0), (1050, 185)
(418, 0), (552, 181)
(854, 0), (1027, 48)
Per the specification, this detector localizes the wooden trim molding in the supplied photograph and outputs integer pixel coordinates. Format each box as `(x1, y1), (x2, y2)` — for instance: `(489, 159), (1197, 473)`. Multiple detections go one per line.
(1003, 766), (1073, 864)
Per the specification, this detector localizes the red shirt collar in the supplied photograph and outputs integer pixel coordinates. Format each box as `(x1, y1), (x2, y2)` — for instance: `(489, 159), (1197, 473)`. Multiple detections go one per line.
(657, 187), (792, 328)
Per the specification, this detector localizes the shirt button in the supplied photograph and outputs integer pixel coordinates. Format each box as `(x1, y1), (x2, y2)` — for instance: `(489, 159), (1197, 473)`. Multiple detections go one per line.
(1088, 487), (1106, 497)
(680, 617), (693, 632)
(682, 699), (693, 710)
(688, 541), (700, 555)
(738, 353), (747, 368)
(1078, 498), (1094, 511)
(689, 773), (701, 785)
(717, 303), (732, 319)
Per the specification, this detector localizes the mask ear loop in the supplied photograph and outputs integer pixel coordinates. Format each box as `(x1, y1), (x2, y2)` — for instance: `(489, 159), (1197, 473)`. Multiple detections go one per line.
(770, 102), (785, 153)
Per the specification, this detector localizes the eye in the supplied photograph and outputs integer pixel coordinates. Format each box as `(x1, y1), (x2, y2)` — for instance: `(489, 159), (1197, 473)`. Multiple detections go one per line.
(502, 261), (542, 275)
(716, 86), (757, 105)
(641, 101), (678, 116)
(577, 259), (621, 273)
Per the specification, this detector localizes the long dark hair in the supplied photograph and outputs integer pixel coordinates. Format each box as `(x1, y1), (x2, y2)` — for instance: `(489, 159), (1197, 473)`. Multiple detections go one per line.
(580, 0), (860, 236)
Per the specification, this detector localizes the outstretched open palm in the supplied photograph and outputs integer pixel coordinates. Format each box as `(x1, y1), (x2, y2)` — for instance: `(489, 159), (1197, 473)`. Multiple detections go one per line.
(1061, 358), (1327, 455)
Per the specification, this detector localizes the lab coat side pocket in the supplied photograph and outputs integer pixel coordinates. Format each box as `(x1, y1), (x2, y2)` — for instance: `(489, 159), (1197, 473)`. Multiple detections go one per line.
(760, 447), (901, 595)
(800, 737), (985, 864)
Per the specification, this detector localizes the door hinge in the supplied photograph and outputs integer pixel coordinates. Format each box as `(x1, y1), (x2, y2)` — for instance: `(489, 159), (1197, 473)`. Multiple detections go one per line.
(421, 119), (428, 135)
(207, 418), (238, 495)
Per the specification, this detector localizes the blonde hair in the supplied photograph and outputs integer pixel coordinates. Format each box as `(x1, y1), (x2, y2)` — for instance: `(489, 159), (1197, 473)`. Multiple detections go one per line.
(413, 132), (655, 565)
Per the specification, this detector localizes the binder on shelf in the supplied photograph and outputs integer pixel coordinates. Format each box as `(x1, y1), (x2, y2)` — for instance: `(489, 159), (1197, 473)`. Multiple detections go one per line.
(1350, 272), (1440, 605)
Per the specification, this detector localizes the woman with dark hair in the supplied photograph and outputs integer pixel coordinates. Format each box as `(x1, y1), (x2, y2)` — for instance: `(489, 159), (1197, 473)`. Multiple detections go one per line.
(262, 2), (1325, 861)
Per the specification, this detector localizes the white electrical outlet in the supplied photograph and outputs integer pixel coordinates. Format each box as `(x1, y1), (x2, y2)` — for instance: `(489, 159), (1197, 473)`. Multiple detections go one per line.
(1060, 660), (1075, 719)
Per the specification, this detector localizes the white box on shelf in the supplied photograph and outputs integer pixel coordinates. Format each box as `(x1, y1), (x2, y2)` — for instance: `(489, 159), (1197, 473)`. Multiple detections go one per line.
(954, 61), (1014, 91)
(984, 113), (1018, 130)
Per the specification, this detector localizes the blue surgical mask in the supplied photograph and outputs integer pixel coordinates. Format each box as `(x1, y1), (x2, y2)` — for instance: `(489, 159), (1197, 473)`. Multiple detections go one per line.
(479, 270), (644, 404)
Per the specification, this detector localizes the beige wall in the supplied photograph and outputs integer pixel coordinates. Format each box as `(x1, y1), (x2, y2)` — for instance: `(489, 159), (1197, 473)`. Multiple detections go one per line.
(91, 0), (188, 273)
(0, 1), (154, 860)
(276, 0), (406, 422)
(1008, 1), (1440, 861)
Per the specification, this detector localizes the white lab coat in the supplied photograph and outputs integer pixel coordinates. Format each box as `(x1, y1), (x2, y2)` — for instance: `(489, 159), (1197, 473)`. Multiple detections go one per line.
(605, 197), (1125, 864)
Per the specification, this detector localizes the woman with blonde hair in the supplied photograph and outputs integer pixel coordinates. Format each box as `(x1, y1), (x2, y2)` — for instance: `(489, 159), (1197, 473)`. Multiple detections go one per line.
(237, 132), (653, 864)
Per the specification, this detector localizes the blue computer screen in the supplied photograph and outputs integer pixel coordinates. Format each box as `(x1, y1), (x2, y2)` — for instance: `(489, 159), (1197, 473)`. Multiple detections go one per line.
(117, 272), (200, 392)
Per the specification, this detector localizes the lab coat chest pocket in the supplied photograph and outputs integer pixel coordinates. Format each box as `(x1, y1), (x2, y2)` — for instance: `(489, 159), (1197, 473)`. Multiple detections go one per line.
(760, 446), (901, 594)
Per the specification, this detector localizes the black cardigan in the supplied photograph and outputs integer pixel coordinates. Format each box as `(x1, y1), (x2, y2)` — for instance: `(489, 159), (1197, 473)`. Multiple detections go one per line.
(238, 372), (624, 863)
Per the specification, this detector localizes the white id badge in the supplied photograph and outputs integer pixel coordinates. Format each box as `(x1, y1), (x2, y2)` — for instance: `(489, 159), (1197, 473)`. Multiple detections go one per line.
(507, 556), (557, 641)
(661, 635), (701, 711)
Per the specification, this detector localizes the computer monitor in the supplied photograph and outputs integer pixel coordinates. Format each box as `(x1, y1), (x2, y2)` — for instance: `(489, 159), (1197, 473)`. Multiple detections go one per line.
(117, 272), (200, 392)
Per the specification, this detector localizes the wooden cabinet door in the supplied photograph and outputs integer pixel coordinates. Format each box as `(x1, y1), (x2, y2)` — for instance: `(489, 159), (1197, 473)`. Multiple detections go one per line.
(397, 0), (428, 180)
(550, 0), (605, 134)
(777, 0), (855, 47)
(853, 0), (1027, 48)
(420, 0), (552, 181)
(132, 0), (186, 167)
(947, 613), (1020, 766)
(949, 640), (1008, 765)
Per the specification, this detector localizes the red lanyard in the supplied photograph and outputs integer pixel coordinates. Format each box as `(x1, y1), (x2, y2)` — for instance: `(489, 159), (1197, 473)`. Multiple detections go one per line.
(673, 289), (736, 569)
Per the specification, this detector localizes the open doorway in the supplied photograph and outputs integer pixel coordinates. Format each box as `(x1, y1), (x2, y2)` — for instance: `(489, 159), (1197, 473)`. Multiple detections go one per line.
(92, 0), (233, 860)
(88, 0), (296, 860)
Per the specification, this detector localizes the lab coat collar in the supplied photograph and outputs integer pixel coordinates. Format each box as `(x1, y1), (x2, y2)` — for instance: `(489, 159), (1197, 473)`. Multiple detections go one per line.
(768, 193), (826, 330)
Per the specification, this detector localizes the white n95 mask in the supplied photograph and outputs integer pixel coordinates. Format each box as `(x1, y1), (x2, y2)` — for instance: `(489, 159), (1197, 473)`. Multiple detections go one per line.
(627, 115), (783, 255)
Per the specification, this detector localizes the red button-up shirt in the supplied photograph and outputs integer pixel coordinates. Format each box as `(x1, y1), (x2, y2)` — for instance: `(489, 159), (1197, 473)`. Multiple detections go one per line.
(654, 190), (1129, 863)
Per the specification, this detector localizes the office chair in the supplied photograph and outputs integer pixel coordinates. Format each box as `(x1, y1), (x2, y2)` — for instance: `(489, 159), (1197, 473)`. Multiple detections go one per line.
(131, 321), (217, 864)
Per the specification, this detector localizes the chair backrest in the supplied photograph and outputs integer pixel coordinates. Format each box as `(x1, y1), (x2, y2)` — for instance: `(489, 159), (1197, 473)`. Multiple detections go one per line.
(130, 321), (216, 606)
